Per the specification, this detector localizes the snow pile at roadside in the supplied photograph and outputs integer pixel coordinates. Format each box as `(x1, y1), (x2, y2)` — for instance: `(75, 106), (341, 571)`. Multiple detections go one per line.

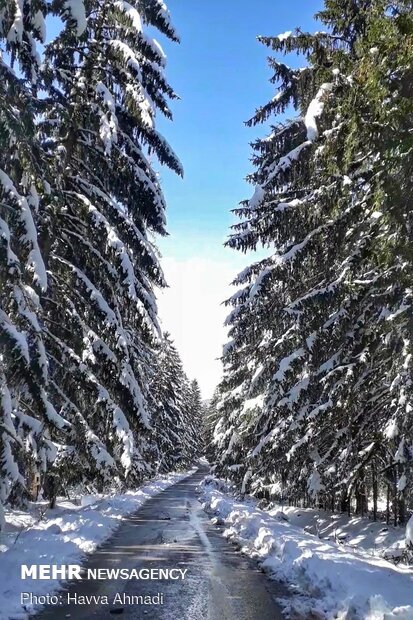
(0, 469), (195, 620)
(200, 481), (413, 620)
(264, 503), (410, 563)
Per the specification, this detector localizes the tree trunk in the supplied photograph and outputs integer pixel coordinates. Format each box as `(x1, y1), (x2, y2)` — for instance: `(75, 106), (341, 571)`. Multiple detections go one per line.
(355, 473), (368, 516)
(393, 480), (398, 527)
(398, 493), (406, 526)
(386, 484), (390, 525)
(372, 463), (378, 522)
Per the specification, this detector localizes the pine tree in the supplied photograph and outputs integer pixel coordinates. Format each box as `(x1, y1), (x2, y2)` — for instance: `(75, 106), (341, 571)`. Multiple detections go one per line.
(151, 334), (192, 471)
(205, 386), (228, 469)
(186, 378), (204, 456)
(1, 0), (201, 513)
(31, 0), (185, 489)
(0, 0), (65, 521)
(214, 0), (413, 523)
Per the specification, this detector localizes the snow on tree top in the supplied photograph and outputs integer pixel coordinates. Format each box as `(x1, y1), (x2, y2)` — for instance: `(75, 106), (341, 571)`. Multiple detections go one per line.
(64, 0), (87, 37)
(304, 83), (333, 141)
(114, 1), (142, 33)
(6, 0), (23, 43)
(277, 30), (292, 41)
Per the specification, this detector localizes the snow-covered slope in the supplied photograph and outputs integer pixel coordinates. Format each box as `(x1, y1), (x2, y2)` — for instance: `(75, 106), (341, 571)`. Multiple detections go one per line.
(269, 504), (410, 563)
(200, 479), (413, 619)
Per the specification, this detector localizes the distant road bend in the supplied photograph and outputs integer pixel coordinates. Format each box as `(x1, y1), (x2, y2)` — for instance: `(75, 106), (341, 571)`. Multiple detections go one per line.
(35, 468), (287, 620)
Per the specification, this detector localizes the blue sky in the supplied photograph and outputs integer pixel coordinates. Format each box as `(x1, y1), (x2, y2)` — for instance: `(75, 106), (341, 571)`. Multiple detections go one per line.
(155, 1), (322, 395)
(156, 0), (322, 258)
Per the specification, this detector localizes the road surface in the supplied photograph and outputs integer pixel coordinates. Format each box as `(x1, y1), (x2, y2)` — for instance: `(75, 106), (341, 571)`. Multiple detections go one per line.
(35, 469), (288, 620)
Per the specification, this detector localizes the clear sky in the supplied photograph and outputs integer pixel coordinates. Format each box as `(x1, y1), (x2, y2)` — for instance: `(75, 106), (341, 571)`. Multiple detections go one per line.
(156, 1), (322, 397)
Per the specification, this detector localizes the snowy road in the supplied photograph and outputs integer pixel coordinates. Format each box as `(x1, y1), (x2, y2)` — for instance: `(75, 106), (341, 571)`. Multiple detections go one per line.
(35, 469), (287, 620)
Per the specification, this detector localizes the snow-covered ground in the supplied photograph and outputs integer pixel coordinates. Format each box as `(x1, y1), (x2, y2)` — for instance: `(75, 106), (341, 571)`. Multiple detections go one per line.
(0, 469), (196, 620)
(200, 478), (413, 620)
(266, 503), (410, 562)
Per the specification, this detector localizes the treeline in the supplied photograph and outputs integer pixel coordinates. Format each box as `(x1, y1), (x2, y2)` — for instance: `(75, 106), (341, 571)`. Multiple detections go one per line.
(209, 0), (413, 526)
(0, 0), (202, 523)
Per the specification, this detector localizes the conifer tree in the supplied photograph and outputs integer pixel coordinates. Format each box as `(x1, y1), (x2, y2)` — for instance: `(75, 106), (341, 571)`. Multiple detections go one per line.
(186, 378), (204, 456)
(34, 0), (184, 488)
(151, 334), (192, 471)
(1, 0), (202, 514)
(204, 387), (226, 467)
(0, 0), (65, 519)
(214, 0), (413, 523)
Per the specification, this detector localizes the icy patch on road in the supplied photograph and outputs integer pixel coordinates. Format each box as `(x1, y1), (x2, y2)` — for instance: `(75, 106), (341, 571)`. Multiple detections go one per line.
(200, 480), (413, 619)
(0, 468), (196, 620)
(189, 504), (213, 552)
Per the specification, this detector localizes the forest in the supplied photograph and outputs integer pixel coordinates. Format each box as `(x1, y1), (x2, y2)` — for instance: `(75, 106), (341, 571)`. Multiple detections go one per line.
(1, 0), (413, 568)
(0, 0), (204, 525)
(206, 0), (413, 531)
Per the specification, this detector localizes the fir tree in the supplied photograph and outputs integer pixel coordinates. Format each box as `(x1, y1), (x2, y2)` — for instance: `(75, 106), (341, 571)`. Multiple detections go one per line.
(34, 0), (184, 488)
(151, 333), (192, 470)
(186, 378), (204, 456)
(1, 0), (201, 513)
(0, 0), (64, 520)
(214, 0), (413, 524)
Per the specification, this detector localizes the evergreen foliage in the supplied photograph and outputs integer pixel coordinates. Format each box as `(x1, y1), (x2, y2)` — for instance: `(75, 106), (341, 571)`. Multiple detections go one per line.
(38, 0), (184, 487)
(213, 0), (413, 525)
(0, 0), (201, 519)
(152, 335), (203, 470)
(0, 0), (58, 513)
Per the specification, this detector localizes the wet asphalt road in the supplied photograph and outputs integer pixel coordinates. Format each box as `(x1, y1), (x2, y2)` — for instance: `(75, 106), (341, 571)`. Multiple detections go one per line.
(35, 468), (287, 620)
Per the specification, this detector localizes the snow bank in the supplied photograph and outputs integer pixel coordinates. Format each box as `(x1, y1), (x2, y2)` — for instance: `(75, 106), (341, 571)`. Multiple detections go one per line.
(0, 469), (195, 620)
(273, 503), (410, 563)
(200, 481), (413, 620)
